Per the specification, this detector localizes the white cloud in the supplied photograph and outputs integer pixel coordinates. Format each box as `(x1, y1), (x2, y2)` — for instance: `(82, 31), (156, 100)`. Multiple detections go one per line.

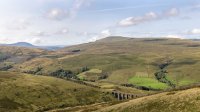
(188, 29), (200, 35)
(30, 38), (42, 44)
(164, 8), (179, 17)
(70, 0), (92, 17)
(55, 28), (69, 35)
(24, 37), (42, 45)
(119, 17), (135, 26)
(165, 35), (184, 39)
(101, 29), (111, 36)
(119, 8), (179, 27)
(31, 31), (48, 37)
(89, 29), (111, 42)
(119, 12), (157, 26)
(45, 0), (92, 20)
(46, 8), (68, 20)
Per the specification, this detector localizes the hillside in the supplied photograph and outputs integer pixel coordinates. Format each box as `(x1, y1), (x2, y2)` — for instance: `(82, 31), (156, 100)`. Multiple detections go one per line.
(1, 37), (200, 111)
(0, 45), (70, 72)
(96, 87), (200, 112)
(7, 37), (200, 90)
(1, 0), (200, 112)
(0, 71), (115, 112)
(0, 46), (50, 72)
(0, 46), (45, 55)
(57, 37), (200, 88)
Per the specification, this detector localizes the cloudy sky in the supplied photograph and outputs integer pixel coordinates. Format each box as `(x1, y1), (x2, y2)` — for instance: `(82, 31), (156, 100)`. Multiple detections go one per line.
(0, 0), (200, 46)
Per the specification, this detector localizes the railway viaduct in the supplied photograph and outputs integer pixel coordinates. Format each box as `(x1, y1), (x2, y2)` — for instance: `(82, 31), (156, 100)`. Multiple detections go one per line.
(111, 90), (143, 100)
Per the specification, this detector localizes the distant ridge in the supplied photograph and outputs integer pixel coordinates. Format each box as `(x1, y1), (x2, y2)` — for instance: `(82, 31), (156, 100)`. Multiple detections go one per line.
(0, 42), (64, 50)
(9, 42), (35, 47)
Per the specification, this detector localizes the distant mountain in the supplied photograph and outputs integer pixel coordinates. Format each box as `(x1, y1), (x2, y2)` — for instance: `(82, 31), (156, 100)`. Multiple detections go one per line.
(0, 42), (64, 50)
(9, 42), (35, 48)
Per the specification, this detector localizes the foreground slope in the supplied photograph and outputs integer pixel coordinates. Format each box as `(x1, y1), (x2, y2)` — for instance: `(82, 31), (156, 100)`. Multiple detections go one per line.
(96, 87), (200, 112)
(0, 71), (115, 112)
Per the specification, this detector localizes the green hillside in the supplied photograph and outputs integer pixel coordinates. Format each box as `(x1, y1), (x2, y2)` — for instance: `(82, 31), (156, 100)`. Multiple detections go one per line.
(59, 37), (200, 88)
(96, 87), (200, 112)
(0, 71), (115, 112)
(1, 37), (200, 111)
(5, 37), (200, 90)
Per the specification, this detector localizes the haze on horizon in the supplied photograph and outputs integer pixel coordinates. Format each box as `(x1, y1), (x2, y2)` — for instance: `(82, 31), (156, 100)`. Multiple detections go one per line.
(0, 0), (200, 46)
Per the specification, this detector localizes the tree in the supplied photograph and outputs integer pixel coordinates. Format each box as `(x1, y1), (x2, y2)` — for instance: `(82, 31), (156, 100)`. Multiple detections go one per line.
(81, 66), (89, 72)
(154, 57), (176, 88)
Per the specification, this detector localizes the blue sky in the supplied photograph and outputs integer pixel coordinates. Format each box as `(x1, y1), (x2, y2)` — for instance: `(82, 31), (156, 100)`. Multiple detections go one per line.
(0, 0), (200, 45)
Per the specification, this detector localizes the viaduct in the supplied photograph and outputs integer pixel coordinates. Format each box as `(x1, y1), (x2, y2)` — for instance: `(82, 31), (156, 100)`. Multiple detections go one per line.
(111, 90), (144, 100)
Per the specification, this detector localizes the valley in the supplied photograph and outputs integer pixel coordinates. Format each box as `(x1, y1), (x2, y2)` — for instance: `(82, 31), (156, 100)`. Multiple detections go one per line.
(1, 37), (200, 112)
(1, 0), (200, 111)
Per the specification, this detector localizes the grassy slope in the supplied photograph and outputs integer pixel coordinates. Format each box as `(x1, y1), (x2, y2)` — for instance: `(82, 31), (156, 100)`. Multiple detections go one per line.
(78, 69), (103, 80)
(1, 37), (200, 111)
(58, 37), (200, 88)
(8, 37), (200, 89)
(96, 87), (200, 112)
(0, 46), (49, 71)
(0, 46), (45, 55)
(11, 57), (62, 74)
(0, 71), (115, 112)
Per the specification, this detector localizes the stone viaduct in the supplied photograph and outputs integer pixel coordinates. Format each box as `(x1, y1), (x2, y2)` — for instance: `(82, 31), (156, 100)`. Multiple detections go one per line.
(111, 90), (144, 100)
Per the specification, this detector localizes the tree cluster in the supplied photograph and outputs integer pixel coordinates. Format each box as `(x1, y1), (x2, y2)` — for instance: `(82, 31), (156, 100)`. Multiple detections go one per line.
(50, 69), (77, 79)
(154, 57), (176, 88)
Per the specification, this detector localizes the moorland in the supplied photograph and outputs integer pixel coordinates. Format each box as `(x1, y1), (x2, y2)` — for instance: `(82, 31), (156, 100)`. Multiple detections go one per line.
(1, 36), (200, 112)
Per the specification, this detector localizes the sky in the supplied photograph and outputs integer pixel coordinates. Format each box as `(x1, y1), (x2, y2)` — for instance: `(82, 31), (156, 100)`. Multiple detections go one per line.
(0, 0), (200, 46)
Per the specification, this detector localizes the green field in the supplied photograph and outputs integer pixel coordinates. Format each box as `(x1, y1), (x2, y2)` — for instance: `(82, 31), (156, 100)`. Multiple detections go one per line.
(128, 76), (169, 89)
